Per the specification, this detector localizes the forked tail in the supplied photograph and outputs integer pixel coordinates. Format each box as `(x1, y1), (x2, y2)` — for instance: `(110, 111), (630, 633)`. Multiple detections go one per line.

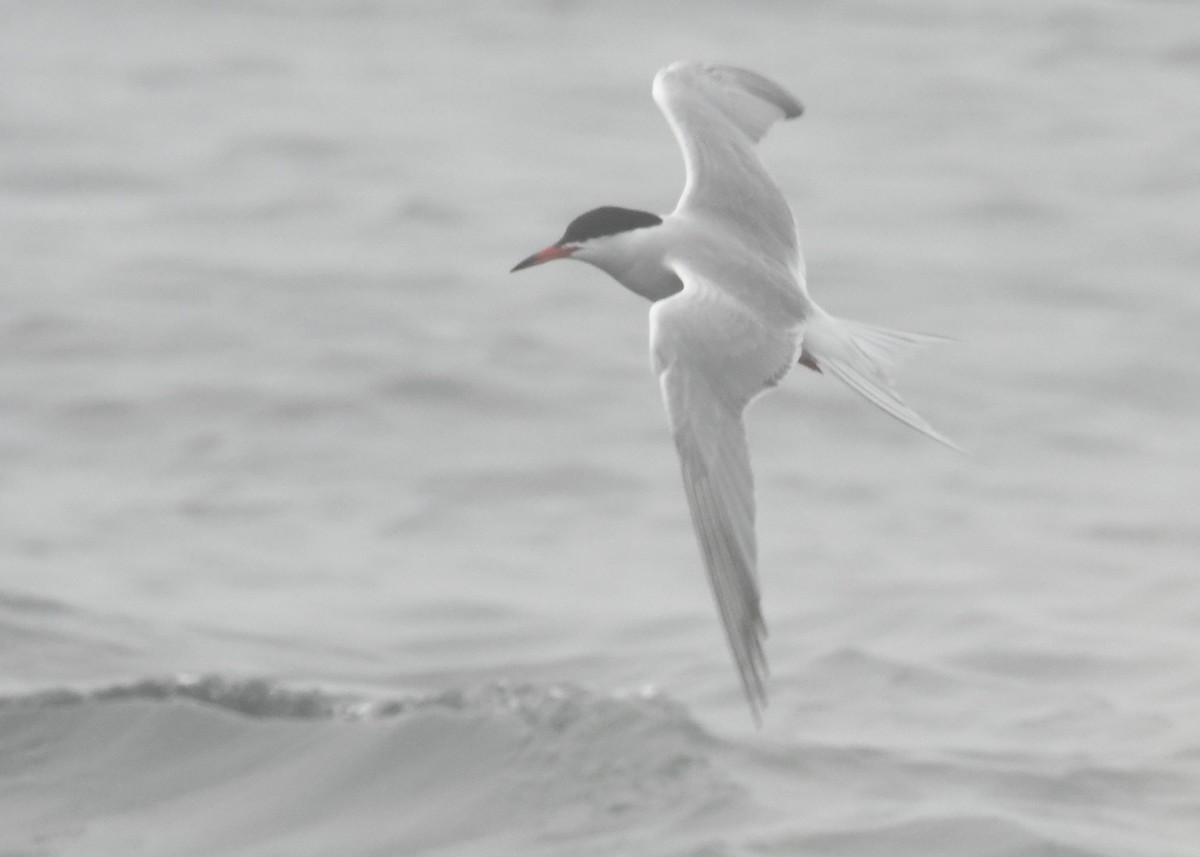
(800, 308), (960, 451)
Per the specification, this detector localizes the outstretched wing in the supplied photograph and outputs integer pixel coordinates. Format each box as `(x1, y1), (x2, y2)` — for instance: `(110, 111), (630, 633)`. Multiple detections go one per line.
(653, 61), (803, 263)
(649, 263), (798, 722)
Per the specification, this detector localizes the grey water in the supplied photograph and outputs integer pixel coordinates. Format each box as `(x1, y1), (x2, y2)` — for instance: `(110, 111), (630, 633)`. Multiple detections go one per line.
(1, 1), (1198, 854)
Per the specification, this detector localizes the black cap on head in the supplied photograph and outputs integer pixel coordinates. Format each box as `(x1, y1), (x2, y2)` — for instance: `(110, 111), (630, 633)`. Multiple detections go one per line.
(558, 206), (662, 245)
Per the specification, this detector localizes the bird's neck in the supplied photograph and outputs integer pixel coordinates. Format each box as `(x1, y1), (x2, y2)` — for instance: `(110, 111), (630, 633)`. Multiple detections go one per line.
(583, 221), (683, 302)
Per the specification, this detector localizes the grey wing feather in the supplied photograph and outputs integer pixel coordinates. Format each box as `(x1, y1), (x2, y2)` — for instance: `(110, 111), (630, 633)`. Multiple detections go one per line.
(649, 272), (799, 722)
(716, 65), (804, 123)
(655, 61), (802, 143)
(653, 61), (804, 262)
(663, 366), (768, 721)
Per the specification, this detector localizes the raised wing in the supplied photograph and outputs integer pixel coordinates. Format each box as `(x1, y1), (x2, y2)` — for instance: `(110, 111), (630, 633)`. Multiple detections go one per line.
(653, 61), (803, 262)
(649, 264), (798, 722)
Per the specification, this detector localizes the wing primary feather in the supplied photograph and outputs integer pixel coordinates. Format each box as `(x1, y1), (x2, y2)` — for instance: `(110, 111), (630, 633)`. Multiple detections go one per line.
(650, 268), (798, 725)
(707, 63), (804, 122)
(679, 453), (768, 722)
(667, 379), (769, 720)
(652, 61), (806, 262)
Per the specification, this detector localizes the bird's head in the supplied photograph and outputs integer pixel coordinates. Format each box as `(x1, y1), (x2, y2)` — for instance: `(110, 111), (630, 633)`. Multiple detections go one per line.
(510, 206), (663, 273)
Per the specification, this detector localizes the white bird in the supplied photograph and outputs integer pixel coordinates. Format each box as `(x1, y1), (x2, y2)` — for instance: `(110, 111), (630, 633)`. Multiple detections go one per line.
(512, 61), (956, 723)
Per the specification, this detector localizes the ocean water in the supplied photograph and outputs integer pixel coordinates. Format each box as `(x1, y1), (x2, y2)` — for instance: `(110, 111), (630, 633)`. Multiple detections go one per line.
(2, 0), (1199, 854)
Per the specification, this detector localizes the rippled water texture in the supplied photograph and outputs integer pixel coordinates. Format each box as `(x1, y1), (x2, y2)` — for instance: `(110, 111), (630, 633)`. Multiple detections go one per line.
(1, 1), (1198, 854)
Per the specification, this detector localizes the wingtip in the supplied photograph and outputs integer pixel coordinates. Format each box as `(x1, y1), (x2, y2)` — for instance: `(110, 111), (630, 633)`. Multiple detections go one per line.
(742, 683), (768, 728)
(657, 61), (805, 139)
(735, 648), (770, 727)
(748, 702), (764, 729)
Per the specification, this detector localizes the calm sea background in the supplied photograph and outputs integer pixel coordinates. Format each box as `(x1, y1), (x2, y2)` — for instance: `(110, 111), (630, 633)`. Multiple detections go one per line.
(1, 1), (1198, 854)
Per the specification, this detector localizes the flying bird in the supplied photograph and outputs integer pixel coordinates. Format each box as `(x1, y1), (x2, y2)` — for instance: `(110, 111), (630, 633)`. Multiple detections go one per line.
(512, 61), (956, 723)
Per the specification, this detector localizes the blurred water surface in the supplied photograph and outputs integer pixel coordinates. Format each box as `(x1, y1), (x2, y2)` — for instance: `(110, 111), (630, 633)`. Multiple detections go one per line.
(1, 1), (1198, 855)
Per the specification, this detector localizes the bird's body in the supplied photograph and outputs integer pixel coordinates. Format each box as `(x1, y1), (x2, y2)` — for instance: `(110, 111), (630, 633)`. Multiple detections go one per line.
(512, 61), (954, 723)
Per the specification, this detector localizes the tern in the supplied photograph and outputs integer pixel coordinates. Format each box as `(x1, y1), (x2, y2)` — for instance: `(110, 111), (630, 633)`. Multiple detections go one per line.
(512, 61), (956, 723)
